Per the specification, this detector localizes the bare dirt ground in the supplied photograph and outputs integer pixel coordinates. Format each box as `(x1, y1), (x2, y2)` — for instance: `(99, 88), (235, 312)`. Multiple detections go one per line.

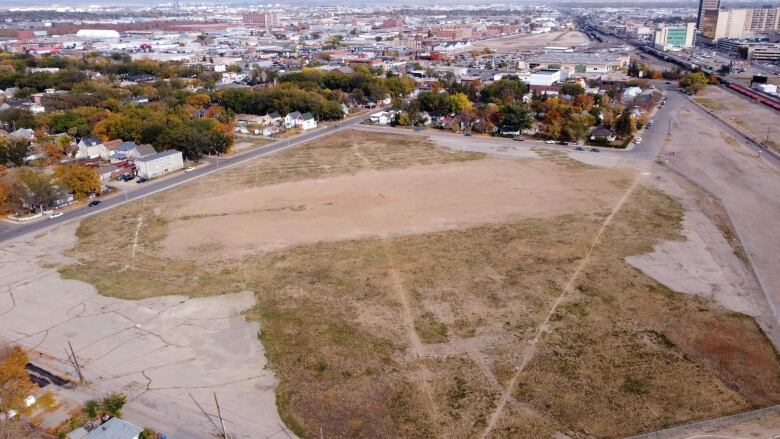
(473, 30), (590, 52)
(694, 86), (780, 152)
(661, 103), (780, 345)
(0, 224), (292, 439)
(161, 158), (632, 260)
(48, 129), (780, 439)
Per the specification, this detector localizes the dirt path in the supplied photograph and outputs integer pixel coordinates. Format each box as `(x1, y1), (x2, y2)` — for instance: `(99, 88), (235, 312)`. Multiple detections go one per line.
(479, 175), (642, 438)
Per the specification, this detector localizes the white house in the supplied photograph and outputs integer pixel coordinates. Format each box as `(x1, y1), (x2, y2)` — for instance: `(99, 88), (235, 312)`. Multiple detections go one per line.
(284, 111), (318, 130)
(135, 149), (184, 179)
(267, 112), (283, 125)
(284, 111), (302, 129)
(370, 111), (394, 125)
(622, 86), (643, 103)
(75, 136), (108, 159)
(263, 125), (281, 137)
(298, 112), (317, 130)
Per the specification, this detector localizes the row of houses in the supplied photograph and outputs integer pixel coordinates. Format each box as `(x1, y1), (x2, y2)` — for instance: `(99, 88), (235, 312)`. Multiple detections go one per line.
(233, 110), (319, 135)
(76, 136), (184, 180)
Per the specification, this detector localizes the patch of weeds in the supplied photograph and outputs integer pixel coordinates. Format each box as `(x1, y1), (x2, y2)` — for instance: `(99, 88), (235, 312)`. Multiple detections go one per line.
(446, 376), (473, 409)
(622, 376), (650, 395)
(414, 312), (449, 344)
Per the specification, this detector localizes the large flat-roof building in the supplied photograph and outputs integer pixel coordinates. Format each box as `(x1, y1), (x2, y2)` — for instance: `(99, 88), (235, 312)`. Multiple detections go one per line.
(524, 52), (629, 74)
(654, 23), (696, 51)
(243, 12), (277, 29)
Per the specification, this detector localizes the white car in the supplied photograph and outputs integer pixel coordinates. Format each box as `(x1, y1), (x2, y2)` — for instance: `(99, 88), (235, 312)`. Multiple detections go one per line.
(634, 137), (642, 144)
(648, 120), (654, 125)
(545, 140), (556, 144)
(49, 211), (63, 219)
(185, 166), (196, 173)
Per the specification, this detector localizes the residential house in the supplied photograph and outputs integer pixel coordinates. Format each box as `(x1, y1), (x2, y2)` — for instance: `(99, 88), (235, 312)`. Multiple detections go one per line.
(284, 111), (302, 129)
(589, 127), (617, 142)
(135, 149), (184, 179)
(298, 112), (317, 130)
(10, 128), (35, 141)
(262, 125), (281, 137)
(67, 417), (144, 439)
(76, 136), (108, 160)
(370, 111), (394, 125)
(98, 164), (122, 183)
(126, 144), (157, 160)
(267, 112), (282, 125)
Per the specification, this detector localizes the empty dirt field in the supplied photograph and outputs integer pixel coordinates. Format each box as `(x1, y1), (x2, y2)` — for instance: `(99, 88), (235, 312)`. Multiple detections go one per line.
(474, 30), (590, 52)
(694, 86), (780, 152)
(58, 130), (780, 438)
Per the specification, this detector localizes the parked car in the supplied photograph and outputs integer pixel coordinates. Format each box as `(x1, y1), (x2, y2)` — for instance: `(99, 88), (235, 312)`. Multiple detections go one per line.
(575, 146), (585, 151)
(464, 132), (472, 136)
(558, 141), (569, 145)
(88, 200), (102, 207)
(185, 166), (196, 173)
(648, 120), (654, 125)
(545, 140), (556, 144)
(634, 137), (642, 144)
(49, 211), (63, 219)
(590, 148), (601, 153)
(137, 177), (148, 184)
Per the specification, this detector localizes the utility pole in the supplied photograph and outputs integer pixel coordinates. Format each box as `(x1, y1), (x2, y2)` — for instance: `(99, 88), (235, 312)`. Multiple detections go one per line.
(214, 392), (228, 439)
(67, 340), (84, 385)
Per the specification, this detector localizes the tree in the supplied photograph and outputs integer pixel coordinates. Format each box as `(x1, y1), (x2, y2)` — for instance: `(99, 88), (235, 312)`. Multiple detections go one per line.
(447, 92), (472, 114)
(614, 110), (636, 138)
(98, 393), (127, 417)
(54, 164), (101, 198)
(499, 102), (532, 130)
(0, 346), (35, 413)
(0, 136), (31, 167)
(679, 71), (709, 94)
(564, 113), (595, 142)
(560, 83), (585, 96)
(18, 169), (59, 210)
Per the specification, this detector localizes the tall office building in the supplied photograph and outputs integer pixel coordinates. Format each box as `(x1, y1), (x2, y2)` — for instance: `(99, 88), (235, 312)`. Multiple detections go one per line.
(697, 0), (721, 30)
(702, 7), (780, 41)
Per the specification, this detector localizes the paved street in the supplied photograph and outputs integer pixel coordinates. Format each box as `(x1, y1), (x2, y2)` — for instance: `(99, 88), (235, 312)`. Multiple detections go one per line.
(0, 111), (376, 244)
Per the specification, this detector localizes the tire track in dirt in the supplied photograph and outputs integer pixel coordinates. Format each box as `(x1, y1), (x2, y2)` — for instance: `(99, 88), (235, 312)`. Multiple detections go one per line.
(479, 174), (643, 438)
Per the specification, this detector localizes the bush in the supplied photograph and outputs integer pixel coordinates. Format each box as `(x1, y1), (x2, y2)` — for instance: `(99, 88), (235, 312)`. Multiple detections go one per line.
(84, 400), (98, 417)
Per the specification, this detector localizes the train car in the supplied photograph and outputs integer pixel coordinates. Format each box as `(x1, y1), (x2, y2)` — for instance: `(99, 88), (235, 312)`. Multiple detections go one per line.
(727, 82), (780, 111)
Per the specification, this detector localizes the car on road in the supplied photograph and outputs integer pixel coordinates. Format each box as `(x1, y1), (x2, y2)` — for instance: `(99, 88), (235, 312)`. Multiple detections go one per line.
(545, 140), (556, 144)
(137, 177), (148, 184)
(648, 120), (654, 125)
(49, 211), (63, 219)
(590, 148), (601, 152)
(464, 131), (472, 136)
(88, 200), (102, 207)
(185, 166), (196, 173)
(558, 141), (569, 145)
(575, 146), (585, 151)
(634, 137), (642, 144)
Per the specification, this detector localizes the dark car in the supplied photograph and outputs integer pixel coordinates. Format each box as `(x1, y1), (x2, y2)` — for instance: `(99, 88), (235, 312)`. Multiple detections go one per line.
(88, 200), (102, 207)
(464, 131), (472, 136)
(558, 141), (569, 145)
(590, 148), (601, 153)
(575, 146), (585, 151)
(137, 177), (148, 184)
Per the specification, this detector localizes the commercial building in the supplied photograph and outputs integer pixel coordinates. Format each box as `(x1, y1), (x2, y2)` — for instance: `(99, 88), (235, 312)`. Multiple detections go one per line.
(243, 12), (277, 29)
(530, 69), (562, 86)
(697, 0), (721, 32)
(135, 149), (184, 179)
(701, 6), (780, 41)
(654, 23), (696, 51)
(524, 52), (629, 74)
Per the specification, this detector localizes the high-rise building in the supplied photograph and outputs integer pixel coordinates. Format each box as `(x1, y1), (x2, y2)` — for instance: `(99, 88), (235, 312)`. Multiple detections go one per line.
(697, 0), (721, 30)
(654, 23), (696, 51)
(703, 7), (780, 41)
(243, 12), (277, 29)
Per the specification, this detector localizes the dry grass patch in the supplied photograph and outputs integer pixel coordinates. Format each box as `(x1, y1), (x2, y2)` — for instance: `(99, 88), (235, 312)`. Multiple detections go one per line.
(59, 129), (780, 438)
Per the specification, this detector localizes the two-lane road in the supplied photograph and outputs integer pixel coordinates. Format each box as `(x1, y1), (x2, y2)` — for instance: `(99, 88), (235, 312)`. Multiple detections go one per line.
(0, 111), (377, 244)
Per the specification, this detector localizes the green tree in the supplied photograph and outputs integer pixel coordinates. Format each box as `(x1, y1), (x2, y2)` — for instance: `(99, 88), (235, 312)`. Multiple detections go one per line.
(0, 136), (31, 167)
(99, 393), (127, 418)
(614, 111), (636, 138)
(679, 71), (709, 94)
(499, 102), (532, 130)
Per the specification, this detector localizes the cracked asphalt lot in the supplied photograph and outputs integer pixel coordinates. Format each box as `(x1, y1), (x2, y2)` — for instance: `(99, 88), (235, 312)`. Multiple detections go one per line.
(0, 223), (294, 439)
